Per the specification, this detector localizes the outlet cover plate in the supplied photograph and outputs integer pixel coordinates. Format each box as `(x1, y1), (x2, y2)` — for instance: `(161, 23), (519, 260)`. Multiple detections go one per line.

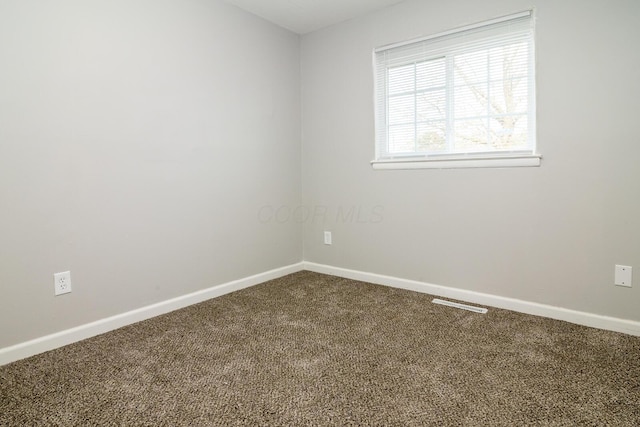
(324, 231), (332, 245)
(54, 271), (72, 295)
(614, 265), (632, 288)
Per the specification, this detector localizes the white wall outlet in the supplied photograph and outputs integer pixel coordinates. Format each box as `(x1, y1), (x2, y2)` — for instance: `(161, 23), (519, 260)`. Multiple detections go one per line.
(614, 265), (632, 288)
(54, 271), (72, 295)
(324, 231), (332, 245)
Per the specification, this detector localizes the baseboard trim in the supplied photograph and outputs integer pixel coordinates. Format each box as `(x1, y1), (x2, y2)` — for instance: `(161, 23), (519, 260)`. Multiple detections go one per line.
(0, 262), (305, 366)
(303, 262), (640, 337)
(4, 261), (637, 366)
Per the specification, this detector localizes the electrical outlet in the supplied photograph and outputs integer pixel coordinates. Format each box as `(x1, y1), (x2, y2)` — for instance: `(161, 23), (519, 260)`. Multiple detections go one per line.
(324, 231), (332, 245)
(54, 271), (72, 296)
(614, 265), (632, 288)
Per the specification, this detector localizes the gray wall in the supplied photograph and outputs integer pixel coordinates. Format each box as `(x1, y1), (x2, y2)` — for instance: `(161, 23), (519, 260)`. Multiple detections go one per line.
(301, 0), (640, 321)
(0, 0), (301, 348)
(2, 0), (639, 350)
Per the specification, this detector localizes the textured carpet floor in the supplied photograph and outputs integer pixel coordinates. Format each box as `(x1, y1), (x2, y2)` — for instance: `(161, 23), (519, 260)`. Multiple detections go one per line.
(1, 271), (639, 426)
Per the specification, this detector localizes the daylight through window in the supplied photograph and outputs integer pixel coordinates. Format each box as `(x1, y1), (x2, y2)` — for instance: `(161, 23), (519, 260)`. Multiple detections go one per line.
(373, 11), (538, 169)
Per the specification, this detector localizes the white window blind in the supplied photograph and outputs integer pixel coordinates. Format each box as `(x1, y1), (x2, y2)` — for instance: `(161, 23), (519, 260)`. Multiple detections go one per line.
(373, 11), (538, 169)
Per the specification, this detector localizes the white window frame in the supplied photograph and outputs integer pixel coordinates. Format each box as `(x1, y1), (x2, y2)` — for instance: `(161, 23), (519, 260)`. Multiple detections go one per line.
(372, 11), (540, 170)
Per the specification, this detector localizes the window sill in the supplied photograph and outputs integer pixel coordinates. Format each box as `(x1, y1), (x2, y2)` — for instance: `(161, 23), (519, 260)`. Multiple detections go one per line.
(371, 154), (541, 170)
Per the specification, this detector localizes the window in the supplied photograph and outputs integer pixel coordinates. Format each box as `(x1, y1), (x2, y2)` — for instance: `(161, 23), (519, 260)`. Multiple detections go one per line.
(373, 11), (539, 169)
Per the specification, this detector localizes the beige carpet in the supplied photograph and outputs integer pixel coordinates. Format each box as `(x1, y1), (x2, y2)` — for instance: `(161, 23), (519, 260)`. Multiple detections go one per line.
(1, 271), (639, 426)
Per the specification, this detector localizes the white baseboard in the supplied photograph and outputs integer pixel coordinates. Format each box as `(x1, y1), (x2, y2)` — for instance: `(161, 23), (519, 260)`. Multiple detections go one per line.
(4, 261), (638, 367)
(0, 262), (305, 366)
(303, 262), (640, 337)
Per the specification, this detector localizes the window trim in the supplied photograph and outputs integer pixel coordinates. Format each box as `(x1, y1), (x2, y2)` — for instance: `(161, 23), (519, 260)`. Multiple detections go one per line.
(371, 154), (541, 170)
(373, 10), (539, 170)
(374, 11), (532, 54)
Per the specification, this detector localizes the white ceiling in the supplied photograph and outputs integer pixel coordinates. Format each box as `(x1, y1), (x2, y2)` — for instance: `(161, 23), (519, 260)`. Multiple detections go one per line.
(223, 0), (406, 34)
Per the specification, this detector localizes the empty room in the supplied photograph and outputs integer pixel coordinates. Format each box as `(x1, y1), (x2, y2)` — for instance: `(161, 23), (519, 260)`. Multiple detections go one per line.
(1, 0), (639, 425)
